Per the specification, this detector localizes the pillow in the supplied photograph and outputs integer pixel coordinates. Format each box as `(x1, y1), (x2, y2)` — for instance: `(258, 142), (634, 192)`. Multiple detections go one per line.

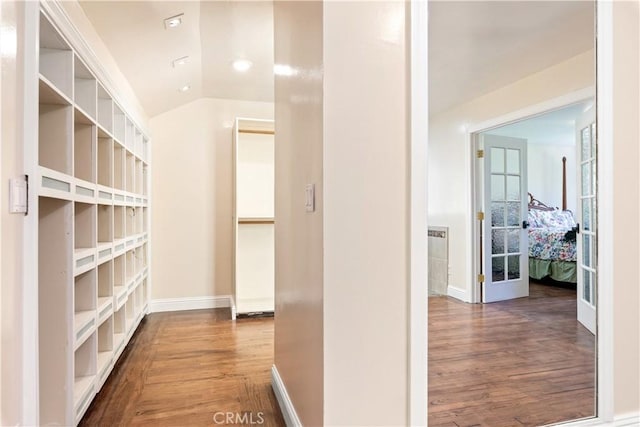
(558, 210), (577, 228)
(533, 209), (576, 229)
(527, 210), (543, 228)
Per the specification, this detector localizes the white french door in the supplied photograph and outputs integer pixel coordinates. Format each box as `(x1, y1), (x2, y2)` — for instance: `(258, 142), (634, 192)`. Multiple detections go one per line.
(481, 134), (529, 303)
(576, 110), (597, 334)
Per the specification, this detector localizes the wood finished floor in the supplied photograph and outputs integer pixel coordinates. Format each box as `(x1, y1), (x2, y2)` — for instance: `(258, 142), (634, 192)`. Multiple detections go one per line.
(80, 309), (285, 427)
(82, 283), (594, 427)
(429, 282), (596, 427)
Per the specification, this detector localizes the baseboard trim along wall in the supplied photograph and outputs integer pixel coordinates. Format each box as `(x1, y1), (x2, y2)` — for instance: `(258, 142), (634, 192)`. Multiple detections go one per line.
(614, 413), (640, 426)
(149, 295), (235, 314)
(447, 285), (469, 303)
(271, 365), (302, 427)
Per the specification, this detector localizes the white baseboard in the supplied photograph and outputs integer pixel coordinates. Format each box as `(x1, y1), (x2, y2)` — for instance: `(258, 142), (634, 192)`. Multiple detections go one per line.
(271, 365), (302, 427)
(149, 295), (234, 313)
(614, 413), (640, 426)
(447, 285), (469, 302)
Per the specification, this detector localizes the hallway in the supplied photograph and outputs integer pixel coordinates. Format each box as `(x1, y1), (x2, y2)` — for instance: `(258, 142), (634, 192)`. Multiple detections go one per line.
(80, 309), (284, 426)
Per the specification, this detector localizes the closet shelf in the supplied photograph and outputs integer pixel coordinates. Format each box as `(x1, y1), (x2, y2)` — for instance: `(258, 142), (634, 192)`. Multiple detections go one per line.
(97, 243), (113, 264)
(39, 75), (73, 106)
(74, 180), (96, 203)
(39, 167), (74, 201)
(96, 352), (112, 379)
(73, 375), (96, 422)
(36, 8), (150, 425)
(74, 106), (96, 126)
(97, 189), (114, 205)
(97, 297), (113, 323)
(238, 217), (275, 224)
(113, 286), (128, 311)
(113, 333), (125, 356)
(74, 249), (96, 276)
(74, 311), (96, 349)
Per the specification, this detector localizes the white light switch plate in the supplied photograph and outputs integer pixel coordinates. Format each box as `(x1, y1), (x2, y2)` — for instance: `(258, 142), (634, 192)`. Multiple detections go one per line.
(305, 184), (315, 212)
(9, 177), (27, 214)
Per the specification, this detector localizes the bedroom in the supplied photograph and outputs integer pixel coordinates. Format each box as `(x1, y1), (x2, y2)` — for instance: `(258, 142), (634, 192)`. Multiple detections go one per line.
(485, 100), (590, 291)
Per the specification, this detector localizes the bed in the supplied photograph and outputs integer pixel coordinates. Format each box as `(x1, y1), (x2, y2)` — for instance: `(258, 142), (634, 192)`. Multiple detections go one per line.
(527, 157), (578, 283)
(527, 195), (577, 282)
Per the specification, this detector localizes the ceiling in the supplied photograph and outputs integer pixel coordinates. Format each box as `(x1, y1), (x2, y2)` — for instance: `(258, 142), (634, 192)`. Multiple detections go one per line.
(429, 1), (595, 115)
(79, 1), (274, 118)
(78, 1), (594, 119)
(487, 101), (592, 145)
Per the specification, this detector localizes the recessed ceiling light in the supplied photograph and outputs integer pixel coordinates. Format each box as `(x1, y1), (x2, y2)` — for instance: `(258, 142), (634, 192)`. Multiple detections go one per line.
(274, 64), (297, 77)
(164, 14), (184, 29)
(179, 84), (191, 92)
(232, 59), (252, 72)
(172, 56), (190, 67)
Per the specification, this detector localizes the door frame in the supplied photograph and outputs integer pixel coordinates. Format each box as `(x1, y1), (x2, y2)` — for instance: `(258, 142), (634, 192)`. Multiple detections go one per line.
(408, 1), (615, 425)
(468, 87), (594, 304)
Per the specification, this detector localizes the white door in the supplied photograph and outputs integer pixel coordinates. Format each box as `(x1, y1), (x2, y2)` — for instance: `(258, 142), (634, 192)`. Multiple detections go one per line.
(576, 111), (596, 334)
(482, 134), (529, 303)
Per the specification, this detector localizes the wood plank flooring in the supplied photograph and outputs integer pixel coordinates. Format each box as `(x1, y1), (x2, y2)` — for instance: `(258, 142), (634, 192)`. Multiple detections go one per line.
(80, 309), (285, 426)
(429, 282), (596, 427)
(83, 283), (594, 427)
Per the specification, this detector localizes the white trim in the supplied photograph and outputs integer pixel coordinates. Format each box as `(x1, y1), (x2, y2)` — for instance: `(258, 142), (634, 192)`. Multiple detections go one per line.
(553, 413), (640, 427)
(409, 1), (429, 425)
(149, 295), (234, 314)
(447, 285), (469, 303)
(613, 413), (640, 426)
(467, 131), (478, 303)
(229, 296), (237, 320)
(22, 2), (40, 425)
(410, 2), (615, 426)
(271, 365), (302, 427)
(467, 87), (595, 303)
(467, 86), (595, 134)
(594, 0), (614, 422)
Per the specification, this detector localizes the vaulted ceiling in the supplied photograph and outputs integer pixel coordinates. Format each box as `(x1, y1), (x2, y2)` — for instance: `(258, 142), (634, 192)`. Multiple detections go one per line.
(78, 1), (594, 119)
(79, 1), (274, 118)
(429, 1), (595, 114)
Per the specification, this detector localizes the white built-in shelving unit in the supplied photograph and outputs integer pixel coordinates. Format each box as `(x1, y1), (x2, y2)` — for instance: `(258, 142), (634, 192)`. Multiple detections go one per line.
(36, 9), (150, 425)
(233, 118), (275, 316)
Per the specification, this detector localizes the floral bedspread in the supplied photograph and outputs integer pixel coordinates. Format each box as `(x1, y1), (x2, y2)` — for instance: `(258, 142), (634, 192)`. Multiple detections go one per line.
(528, 227), (577, 262)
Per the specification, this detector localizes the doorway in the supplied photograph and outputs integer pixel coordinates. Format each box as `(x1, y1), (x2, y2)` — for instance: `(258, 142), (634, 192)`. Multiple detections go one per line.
(471, 99), (597, 337)
(428, 96), (599, 426)
(425, 1), (601, 425)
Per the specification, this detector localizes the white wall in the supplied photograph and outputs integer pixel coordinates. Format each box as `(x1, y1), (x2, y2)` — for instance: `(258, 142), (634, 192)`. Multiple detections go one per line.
(0, 2), (20, 423)
(0, 1), (29, 425)
(149, 98), (273, 300)
(322, 2), (409, 424)
(236, 132), (274, 218)
(273, 2), (324, 424)
(527, 143), (577, 213)
(429, 50), (594, 296)
(611, 1), (640, 417)
(273, 2), (410, 425)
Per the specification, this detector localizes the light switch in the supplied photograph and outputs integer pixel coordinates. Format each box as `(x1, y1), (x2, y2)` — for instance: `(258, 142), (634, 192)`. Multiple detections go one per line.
(305, 184), (315, 212)
(9, 177), (28, 214)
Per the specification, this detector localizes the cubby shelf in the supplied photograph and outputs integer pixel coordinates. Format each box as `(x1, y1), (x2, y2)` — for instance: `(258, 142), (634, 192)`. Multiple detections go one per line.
(74, 333), (96, 423)
(96, 317), (113, 392)
(36, 8), (151, 427)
